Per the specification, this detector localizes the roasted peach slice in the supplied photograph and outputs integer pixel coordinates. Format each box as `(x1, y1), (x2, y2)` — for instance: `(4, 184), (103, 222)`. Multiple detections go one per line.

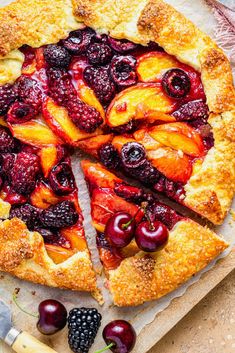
(60, 225), (87, 252)
(39, 146), (58, 177)
(0, 117), (8, 127)
(99, 248), (122, 271)
(45, 244), (75, 264)
(43, 97), (102, 145)
(30, 182), (60, 209)
(77, 134), (113, 159)
(112, 136), (136, 153)
(149, 122), (205, 157)
(106, 83), (176, 127)
(9, 118), (62, 147)
(147, 147), (192, 183)
(77, 80), (105, 120)
(134, 129), (162, 151)
(137, 52), (181, 82)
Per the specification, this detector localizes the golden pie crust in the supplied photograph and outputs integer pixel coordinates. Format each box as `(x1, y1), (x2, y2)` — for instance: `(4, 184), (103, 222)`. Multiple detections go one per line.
(0, 0), (233, 303)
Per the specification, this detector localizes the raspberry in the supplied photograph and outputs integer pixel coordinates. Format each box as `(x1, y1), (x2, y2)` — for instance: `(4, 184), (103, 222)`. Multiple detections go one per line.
(162, 69), (191, 98)
(147, 202), (182, 230)
(40, 200), (78, 228)
(49, 162), (76, 195)
(172, 100), (209, 122)
(0, 84), (17, 115)
(87, 43), (113, 65)
(16, 76), (42, 113)
(10, 203), (41, 230)
(9, 152), (40, 194)
(68, 307), (102, 353)
(44, 44), (71, 68)
(114, 183), (144, 203)
(67, 99), (103, 133)
(83, 66), (116, 105)
(62, 28), (95, 54)
(110, 55), (137, 87)
(98, 143), (120, 169)
(0, 127), (17, 153)
(47, 68), (76, 105)
(7, 102), (36, 124)
(107, 37), (138, 53)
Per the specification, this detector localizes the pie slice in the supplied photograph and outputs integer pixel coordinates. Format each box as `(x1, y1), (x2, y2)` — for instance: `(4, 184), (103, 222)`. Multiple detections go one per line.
(81, 160), (228, 306)
(0, 137), (97, 293)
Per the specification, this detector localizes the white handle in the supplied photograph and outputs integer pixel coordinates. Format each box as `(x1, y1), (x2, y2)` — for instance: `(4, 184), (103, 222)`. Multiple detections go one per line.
(11, 331), (58, 353)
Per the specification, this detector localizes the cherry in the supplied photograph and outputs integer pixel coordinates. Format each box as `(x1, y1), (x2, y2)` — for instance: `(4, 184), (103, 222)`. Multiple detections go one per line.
(135, 220), (169, 252)
(37, 300), (67, 335)
(102, 320), (136, 353)
(105, 212), (135, 248)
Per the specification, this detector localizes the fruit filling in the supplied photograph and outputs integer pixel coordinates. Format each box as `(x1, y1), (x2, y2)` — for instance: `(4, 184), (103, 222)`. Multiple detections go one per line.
(82, 161), (183, 271)
(0, 26), (214, 247)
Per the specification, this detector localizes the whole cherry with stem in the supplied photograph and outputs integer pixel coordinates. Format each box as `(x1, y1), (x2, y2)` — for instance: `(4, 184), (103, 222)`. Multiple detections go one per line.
(13, 291), (67, 335)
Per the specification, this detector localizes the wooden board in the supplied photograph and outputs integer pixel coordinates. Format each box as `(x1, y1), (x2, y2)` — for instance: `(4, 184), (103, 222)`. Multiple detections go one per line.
(134, 249), (235, 353)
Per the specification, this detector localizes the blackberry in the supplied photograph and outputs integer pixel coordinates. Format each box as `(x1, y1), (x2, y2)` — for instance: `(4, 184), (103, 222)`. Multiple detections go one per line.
(47, 68), (76, 105)
(0, 153), (15, 176)
(35, 228), (59, 244)
(110, 55), (137, 87)
(107, 36), (138, 53)
(172, 100), (209, 122)
(68, 307), (102, 353)
(49, 162), (76, 195)
(0, 127), (17, 153)
(40, 200), (78, 228)
(68, 99), (103, 133)
(87, 43), (113, 65)
(131, 161), (160, 186)
(96, 232), (111, 249)
(10, 203), (41, 230)
(44, 44), (71, 68)
(9, 152), (40, 195)
(99, 143), (120, 170)
(16, 76), (42, 113)
(7, 102), (36, 124)
(83, 66), (116, 105)
(0, 84), (17, 115)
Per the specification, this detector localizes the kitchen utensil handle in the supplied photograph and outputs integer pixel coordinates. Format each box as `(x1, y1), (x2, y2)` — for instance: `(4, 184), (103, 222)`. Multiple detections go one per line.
(11, 331), (58, 353)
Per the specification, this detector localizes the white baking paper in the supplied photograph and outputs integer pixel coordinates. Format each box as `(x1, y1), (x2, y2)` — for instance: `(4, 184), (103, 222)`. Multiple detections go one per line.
(0, 1), (234, 352)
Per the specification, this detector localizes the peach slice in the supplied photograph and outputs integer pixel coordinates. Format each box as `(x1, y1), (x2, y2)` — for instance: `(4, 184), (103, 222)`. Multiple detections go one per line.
(149, 122), (205, 157)
(77, 134), (113, 159)
(45, 244), (75, 264)
(0, 117), (8, 127)
(147, 147), (192, 183)
(112, 136), (135, 153)
(134, 129), (162, 151)
(77, 80), (105, 120)
(39, 146), (58, 177)
(30, 182), (60, 209)
(43, 97), (102, 145)
(99, 247), (122, 271)
(60, 225), (87, 252)
(107, 83), (176, 127)
(9, 118), (62, 147)
(137, 52), (181, 82)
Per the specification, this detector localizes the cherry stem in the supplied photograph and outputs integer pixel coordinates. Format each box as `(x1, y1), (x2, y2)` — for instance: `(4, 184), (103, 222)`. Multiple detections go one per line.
(94, 343), (115, 353)
(122, 207), (143, 230)
(13, 292), (38, 318)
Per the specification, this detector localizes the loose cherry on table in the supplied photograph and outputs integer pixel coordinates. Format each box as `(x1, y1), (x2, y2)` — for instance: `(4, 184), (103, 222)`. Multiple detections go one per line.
(13, 292), (67, 335)
(104, 211), (136, 248)
(135, 219), (169, 252)
(95, 320), (136, 353)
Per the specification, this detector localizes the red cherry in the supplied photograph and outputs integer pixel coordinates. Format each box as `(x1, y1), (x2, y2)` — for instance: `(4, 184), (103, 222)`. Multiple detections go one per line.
(105, 212), (135, 248)
(102, 320), (136, 353)
(37, 299), (67, 335)
(135, 220), (169, 252)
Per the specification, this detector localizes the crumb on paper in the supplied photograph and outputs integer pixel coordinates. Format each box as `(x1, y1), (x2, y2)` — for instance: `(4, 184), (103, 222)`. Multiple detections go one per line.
(31, 291), (36, 296)
(14, 287), (20, 295)
(0, 274), (4, 279)
(230, 209), (235, 221)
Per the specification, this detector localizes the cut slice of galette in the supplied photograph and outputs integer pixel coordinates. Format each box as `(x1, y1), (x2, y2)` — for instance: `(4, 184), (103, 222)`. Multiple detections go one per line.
(0, 0), (234, 295)
(81, 160), (228, 306)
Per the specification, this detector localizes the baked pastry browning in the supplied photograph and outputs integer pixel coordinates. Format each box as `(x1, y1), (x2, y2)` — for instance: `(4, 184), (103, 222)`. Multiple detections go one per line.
(82, 160), (228, 306)
(0, 218), (97, 292)
(0, 0), (233, 300)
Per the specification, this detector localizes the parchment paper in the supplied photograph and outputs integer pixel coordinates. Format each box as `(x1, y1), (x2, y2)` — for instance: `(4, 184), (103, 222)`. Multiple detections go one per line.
(0, 1), (234, 352)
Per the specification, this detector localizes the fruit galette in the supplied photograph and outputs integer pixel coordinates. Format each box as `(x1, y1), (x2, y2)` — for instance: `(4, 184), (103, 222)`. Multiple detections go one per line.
(0, 0), (234, 305)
